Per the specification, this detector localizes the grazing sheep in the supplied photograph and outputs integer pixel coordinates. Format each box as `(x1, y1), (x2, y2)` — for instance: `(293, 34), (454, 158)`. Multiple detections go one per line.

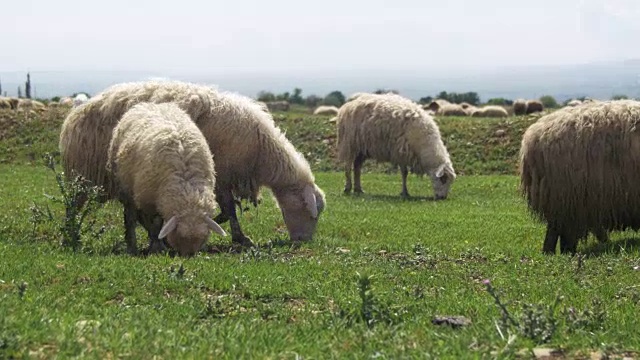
(513, 99), (527, 115)
(426, 99), (450, 113)
(60, 80), (326, 249)
(470, 106), (509, 118)
(266, 101), (290, 112)
(17, 99), (46, 112)
(7, 97), (20, 110)
(59, 97), (74, 106)
(519, 100), (640, 254)
(313, 105), (340, 116)
(566, 99), (582, 107)
(336, 93), (456, 199)
(0, 98), (10, 109)
(525, 100), (544, 114)
(463, 105), (479, 116)
(107, 102), (227, 256)
(437, 104), (467, 116)
(459, 102), (472, 109)
(73, 93), (89, 107)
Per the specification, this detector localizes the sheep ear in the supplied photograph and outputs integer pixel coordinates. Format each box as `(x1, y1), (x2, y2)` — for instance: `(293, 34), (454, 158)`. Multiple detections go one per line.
(205, 216), (227, 237)
(435, 163), (446, 178)
(303, 185), (318, 219)
(158, 215), (178, 239)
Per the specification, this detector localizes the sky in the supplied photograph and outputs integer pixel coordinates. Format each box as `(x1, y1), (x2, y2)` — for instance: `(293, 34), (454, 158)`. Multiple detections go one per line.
(1, 0), (639, 75)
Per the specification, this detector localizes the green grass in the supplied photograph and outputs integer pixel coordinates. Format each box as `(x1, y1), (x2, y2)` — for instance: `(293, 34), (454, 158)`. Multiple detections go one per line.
(1, 107), (639, 358)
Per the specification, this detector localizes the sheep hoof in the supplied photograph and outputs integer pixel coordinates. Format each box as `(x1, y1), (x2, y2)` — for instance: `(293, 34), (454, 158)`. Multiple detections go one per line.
(343, 187), (352, 194)
(400, 192), (410, 199)
(147, 239), (168, 255)
(354, 188), (364, 195)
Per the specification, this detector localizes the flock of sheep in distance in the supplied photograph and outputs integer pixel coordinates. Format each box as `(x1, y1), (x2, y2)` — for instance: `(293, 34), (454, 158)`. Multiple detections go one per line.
(2, 79), (636, 256)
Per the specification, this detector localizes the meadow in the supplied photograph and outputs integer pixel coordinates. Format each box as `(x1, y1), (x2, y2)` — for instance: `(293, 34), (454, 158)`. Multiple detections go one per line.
(0, 106), (639, 359)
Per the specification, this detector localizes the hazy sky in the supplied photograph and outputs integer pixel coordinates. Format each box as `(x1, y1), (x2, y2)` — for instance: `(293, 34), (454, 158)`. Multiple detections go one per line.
(2, 0), (639, 74)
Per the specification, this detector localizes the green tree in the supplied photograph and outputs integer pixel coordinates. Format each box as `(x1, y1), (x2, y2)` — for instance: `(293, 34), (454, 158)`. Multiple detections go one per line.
(257, 91), (276, 102)
(419, 96), (433, 104)
(289, 88), (304, 105)
(539, 95), (559, 108)
(323, 91), (346, 107)
(305, 95), (322, 107)
(611, 94), (628, 100)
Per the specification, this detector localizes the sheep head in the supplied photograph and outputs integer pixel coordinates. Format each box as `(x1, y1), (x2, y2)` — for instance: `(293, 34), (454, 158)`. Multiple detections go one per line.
(273, 183), (326, 242)
(430, 162), (456, 200)
(158, 212), (226, 257)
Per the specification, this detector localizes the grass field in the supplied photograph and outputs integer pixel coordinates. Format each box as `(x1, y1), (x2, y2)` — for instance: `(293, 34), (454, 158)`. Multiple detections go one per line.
(1, 107), (639, 359)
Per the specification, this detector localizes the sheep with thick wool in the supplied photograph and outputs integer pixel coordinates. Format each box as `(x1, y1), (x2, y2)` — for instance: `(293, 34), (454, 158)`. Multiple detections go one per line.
(60, 80), (326, 249)
(470, 105), (509, 118)
(107, 102), (227, 256)
(525, 100), (544, 114)
(336, 93), (456, 199)
(519, 100), (640, 254)
(513, 99), (527, 115)
(313, 105), (340, 116)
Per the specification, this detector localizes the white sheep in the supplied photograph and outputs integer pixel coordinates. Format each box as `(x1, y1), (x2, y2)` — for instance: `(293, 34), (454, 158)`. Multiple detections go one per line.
(313, 105), (340, 116)
(73, 93), (89, 107)
(336, 93), (456, 199)
(60, 80), (326, 249)
(107, 102), (226, 256)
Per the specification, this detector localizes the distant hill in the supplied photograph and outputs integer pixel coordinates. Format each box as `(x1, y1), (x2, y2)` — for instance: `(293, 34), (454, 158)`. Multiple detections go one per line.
(2, 59), (640, 102)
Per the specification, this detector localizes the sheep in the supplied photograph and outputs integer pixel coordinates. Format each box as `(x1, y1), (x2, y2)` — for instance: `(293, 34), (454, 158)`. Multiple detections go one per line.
(566, 99), (582, 107)
(266, 101), (290, 112)
(59, 97), (74, 106)
(107, 102), (227, 256)
(346, 92), (368, 102)
(17, 99), (46, 112)
(470, 106), (509, 118)
(73, 93), (89, 107)
(463, 105), (479, 115)
(436, 104), (468, 116)
(519, 100), (640, 254)
(336, 93), (456, 199)
(459, 102), (472, 109)
(426, 99), (450, 113)
(0, 98), (10, 109)
(313, 105), (340, 116)
(59, 80), (326, 250)
(513, 99), (527, 115)
(7, 97), (20, 110)
(525, 100), (544, 114)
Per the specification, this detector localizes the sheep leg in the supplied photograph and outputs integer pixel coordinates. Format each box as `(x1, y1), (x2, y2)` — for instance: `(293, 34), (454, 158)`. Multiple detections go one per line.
(559, 234), (578, 255)
(213, 211), (230, 224)
(400, 166), (410, 198)
(542, 225), (559, 254)
(122, 198), (138, 255)
(353, 153), (366, 194)
(343, 164), (353, 194)
(138, 211), (167, 254)
(218, 187), (255, 247)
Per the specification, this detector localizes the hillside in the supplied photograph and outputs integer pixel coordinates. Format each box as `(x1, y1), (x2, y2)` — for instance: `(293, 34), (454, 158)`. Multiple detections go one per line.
(0, 106), (540, 175)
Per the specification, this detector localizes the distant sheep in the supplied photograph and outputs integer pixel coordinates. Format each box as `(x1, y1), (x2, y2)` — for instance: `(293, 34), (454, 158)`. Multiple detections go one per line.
(266, 101), (290, 112)
(459, 102), (472, 109)
(566, 99), (582, 107)
(313, 105), (339, 116)
(525, 100), (544, 114)
(0, 98), (10, 109)
(437, 104), (467, 116)
(60, 80), (325, 250)
(17, 99), (46, 112)
(513, 99), (527, 115)
(470, 106), (509, 118)
(336, 93), (456, 199)
(6, 98), (20, 110)
(519, 100), (640, 254)
(426, 99), (451, 113)
(59, 97), (74, 106)
(73, 93), (89, 107)
(107, 102), (227, 256)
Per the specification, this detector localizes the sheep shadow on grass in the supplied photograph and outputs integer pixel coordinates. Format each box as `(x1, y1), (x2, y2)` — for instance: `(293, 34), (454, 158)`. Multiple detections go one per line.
(581, 236), (640, 256)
